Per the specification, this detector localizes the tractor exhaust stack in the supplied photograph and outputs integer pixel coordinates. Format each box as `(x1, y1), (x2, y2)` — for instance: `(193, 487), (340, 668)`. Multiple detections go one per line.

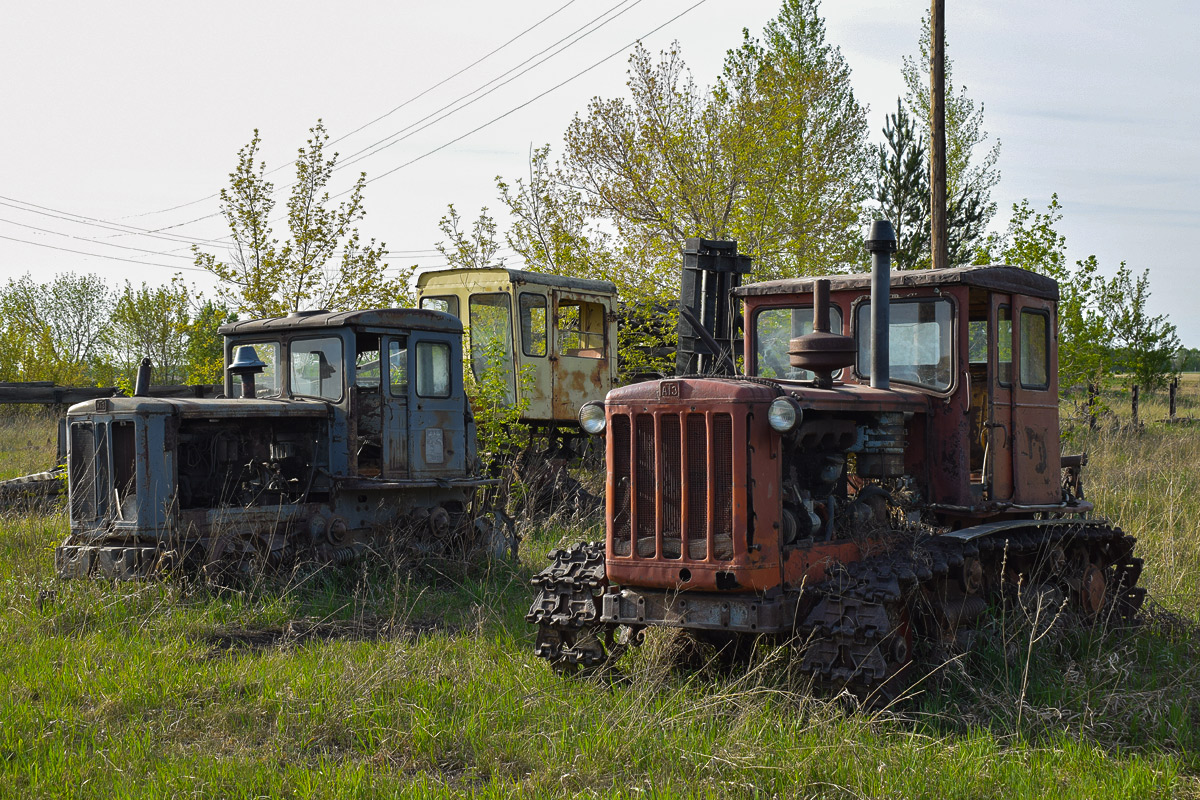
(866, 220), (897, 390)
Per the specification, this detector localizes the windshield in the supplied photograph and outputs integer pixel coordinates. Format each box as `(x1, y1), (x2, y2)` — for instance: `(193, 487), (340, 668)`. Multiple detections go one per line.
(289, 336), (344, 401)
(753, 306), (844, 380)
(855, 298), (954, 391)
(228, 341), (281, 397)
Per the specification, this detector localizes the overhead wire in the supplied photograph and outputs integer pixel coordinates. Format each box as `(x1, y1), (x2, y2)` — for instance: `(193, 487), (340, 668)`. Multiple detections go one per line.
(114, 0), (582, 222)
(2, 0), (711, 274)
(333, 0), (645, 171)
(352, 0), (710, 190)
(128, 0), (642, 237)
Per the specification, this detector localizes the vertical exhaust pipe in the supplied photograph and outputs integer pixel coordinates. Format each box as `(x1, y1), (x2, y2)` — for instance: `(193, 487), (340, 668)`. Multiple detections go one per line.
(134, 357), (153, 397)
(865, 220), (897, 390)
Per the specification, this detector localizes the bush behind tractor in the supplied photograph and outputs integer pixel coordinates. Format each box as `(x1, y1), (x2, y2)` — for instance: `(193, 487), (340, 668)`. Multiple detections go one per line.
(528, 222), (1145, 696)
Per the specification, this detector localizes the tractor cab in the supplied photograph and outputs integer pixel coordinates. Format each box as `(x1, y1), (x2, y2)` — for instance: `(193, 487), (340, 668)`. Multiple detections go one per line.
(416, 267), (618, 431)
(220, 308), (473, 480)
(737, 264), (1064, 519)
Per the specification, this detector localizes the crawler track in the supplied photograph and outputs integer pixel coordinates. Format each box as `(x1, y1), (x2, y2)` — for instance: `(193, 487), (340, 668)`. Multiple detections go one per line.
(795, 521), (1146, 698)
(526, 541), (622, 673)
(529, 522), (1146, 695)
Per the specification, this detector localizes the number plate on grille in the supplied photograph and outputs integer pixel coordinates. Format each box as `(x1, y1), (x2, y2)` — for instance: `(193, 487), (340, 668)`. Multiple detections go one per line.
(660, 381), (680, 398)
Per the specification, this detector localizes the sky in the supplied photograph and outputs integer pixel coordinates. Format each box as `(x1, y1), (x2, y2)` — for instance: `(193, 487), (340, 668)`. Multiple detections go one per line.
(1, 1), (1197, 342)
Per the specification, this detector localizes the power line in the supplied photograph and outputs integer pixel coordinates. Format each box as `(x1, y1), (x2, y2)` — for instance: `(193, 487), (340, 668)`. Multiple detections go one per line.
(3, 1), (710, 270)
(354, 0), (710, 190)
(0, 233), (209, 274)
(335, 0), (644, 171)
(0, 195), (224, 248)
(0, 216), (194, 260)
(121, 0), (641, 237)
(114, 0), (583, 222)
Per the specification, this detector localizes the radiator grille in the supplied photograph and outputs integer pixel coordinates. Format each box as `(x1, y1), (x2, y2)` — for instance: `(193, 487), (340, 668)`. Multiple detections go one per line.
(611, 414), (631, 556)
(686, 415), (708, 560)
(659, 414), (682, 559)
(70, 423), (97, 522)
(634, 414), (656, 557)
(609, 408), (736, 562)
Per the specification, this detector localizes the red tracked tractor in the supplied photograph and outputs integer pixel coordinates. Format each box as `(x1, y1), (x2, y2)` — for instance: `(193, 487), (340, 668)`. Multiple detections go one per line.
(528, 222), (1145, 696)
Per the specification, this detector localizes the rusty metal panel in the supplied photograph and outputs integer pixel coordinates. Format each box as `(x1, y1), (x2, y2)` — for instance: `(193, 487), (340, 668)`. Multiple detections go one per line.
(610, 414), (632, 556)
(605, 379), (781, 592)
(1011, 295), (1061, 504)
(550, 290), (611, 423)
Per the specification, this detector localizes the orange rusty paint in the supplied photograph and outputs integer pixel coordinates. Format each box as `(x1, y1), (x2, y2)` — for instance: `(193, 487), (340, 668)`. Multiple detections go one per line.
(782, 540), (862, 589)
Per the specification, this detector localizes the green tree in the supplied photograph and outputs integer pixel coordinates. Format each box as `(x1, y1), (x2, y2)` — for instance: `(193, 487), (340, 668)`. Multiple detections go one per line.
(105, 278), (192, 386)
(719, 0), (871, 277)
(435, 204), (505, 270)
(1101, 263), (1180, 392)
(873, 99), (930, 270)
(0, 272), (114, 384)
(195, 121), (405, 317)
(984, 196), (1113, 392)
(184, 299), (237, 385)
(902, 11), (1000, 265)
(558, 0), (871, 283)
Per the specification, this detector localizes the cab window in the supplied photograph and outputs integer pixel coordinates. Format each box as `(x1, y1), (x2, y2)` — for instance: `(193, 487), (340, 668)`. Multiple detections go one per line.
(230, 341), (281, 397)
(519, 293), (547, 357)
(421, 295), (459, 318)
(289, 337), (343, 401)
(416, 341), (451, 398)
(557, 300), (605, 358)
(388, 339), (408, 397)
(753, 305), (844, 379)
(1020, 309), (1050, 389)
(855, 298), (954, 391)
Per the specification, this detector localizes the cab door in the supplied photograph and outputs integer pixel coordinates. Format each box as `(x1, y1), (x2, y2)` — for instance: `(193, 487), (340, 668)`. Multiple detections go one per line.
(550, 291), (610, 422)
(987, 294), (1014, 501)
(380, 335), (408, 477)
(1010, 296), (1061, 504)
(408, 334), (468, 477)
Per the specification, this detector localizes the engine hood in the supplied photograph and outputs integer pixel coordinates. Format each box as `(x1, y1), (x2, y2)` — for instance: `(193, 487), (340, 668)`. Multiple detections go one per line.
(66, 396), (331, 419)
(606, 376), (929, 415)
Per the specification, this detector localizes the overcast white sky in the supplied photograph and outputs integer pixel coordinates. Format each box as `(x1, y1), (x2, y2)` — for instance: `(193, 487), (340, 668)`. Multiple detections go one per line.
(2, 1), (1197, 342)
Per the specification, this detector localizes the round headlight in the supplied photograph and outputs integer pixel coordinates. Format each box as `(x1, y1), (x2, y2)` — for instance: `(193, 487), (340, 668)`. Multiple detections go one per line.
(768, 397), (802, 433)
(578, 402), (607, 435)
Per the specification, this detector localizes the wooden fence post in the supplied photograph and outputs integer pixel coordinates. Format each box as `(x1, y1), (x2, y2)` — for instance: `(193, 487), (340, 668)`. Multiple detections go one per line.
(1087, 382), (1098, 430)
(1170, 377), (1179, 419)
(1132, 384), (1140, 427)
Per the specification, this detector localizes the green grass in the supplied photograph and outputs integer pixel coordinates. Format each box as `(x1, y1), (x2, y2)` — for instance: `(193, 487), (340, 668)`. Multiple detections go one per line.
(0, 407), (60, 480)
(1, 404), (1199, 797)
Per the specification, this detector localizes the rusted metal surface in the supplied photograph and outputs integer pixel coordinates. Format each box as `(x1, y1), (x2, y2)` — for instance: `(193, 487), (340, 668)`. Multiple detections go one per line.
(604, 378), (781, 593)
(529, 248), (1146, 698)
(415, 267), (617, 429)
(734, 264), (1060, 301)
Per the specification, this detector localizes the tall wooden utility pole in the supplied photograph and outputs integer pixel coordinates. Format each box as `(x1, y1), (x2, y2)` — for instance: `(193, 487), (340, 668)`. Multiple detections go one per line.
(930, 0), (948, 271)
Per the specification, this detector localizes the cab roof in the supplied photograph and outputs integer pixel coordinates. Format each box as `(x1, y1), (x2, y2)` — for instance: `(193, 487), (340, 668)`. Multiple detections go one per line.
(733, 264), (1059, 302)
(219, 308), (462, 337)
(417, 266), (617, 296)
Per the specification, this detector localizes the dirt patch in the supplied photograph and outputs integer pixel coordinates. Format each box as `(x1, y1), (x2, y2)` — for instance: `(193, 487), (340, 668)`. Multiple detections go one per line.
(203, 616), (452, 655)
